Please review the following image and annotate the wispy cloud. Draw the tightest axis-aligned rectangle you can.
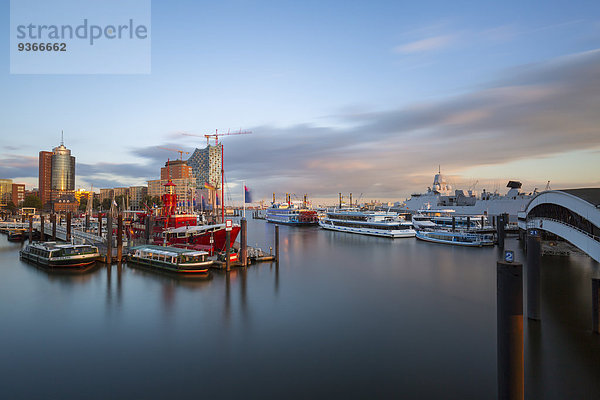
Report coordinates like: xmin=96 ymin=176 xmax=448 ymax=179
xmin=4 ymin=50 xmax=600 ymax=199
xmin=394 ymin=35 xmax=455 ymax=54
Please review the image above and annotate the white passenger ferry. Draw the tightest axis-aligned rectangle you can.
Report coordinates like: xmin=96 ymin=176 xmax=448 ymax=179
xmin=266 ymin=201 xmax=319 ymax=225
xmin=415 ymin=230 xmax=494 ymax=247
xmin=319 ymin=210 xmax=416 ymax=238
xmin=411 ymin=209 xmax=488 ymax=230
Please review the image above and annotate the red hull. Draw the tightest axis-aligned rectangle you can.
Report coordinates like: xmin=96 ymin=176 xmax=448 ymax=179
xmin=153 ymin=226 xmax=241 ymax=253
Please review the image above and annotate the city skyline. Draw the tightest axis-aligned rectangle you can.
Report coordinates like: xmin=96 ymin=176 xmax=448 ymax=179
xmin=1 ymin=1 xmax=599 ymax=202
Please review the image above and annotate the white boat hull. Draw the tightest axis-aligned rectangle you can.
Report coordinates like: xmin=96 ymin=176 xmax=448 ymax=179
xmin=319 ymin=220 xmax=416 ymax=238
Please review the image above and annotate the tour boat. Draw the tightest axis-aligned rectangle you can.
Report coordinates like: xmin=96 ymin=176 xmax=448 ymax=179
xmin=266 ymin=199 xmax=319 ymax=225
xmin=412 ymin=209 xmax=488 ymax=231
xmin=415 ymin=230 xmax=494 ymax=247
xmin=128 ymin=245 xmax=212 ymax=274
xmin=319 ymin=209 xmax=416 ymax=238
xmin=20 ymin=242 xmax=100 ymax=267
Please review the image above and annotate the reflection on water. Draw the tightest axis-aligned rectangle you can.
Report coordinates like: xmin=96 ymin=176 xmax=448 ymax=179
xmin=0 ymin=220 xmax=599 ymax=399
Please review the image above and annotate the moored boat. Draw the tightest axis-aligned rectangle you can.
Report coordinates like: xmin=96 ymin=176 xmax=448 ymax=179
xmin=265 ymin=195 xmax=319 ymax=225
xmin=319 ymin=209 xmax=416 ymax=238
xmin=415 ymin=230 xmax=494 ymax=247
xmin=8 ymin=229 xmax=27 ymax=242
xmin=20 ymin=242 xmax=100 ymax=267
xmin=128 ymin=245 xmax=212 ymax=274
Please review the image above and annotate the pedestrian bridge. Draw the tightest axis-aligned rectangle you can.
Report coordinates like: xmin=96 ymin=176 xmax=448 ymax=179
xmin=518 ymin=189 xmax=600 ymax=262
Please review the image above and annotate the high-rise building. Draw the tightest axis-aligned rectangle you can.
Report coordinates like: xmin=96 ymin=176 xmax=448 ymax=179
xmin=187 ymin=144 xmax=222 ymax=190
xmin=38 ymin=151 xmax=52 ymax=206
xmin=0 ymin=179 xmax=13 ymax=206
xmin=160 ymin=160 xmax=193 ymax=180
xmin=50 ymin=142 xmax=75 ymax=203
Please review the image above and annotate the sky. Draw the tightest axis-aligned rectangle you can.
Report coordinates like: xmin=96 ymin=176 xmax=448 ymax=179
xmin=1 ymin=0 xmax=599 ymax=204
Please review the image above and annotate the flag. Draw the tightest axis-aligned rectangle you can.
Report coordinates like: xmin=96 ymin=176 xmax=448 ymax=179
xmin=216 ymin=194 xmax=220 ymax=206
xmin=204 ymin=182 xmax=215 ymax=190
xmin=244 ymin=185 xmax=252 ymax=203
xmin=201 ymin=195 xmax=206 ymax=209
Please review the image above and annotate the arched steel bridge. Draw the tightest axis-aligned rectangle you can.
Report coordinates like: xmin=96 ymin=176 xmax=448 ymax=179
xmin=518 ymin=188 xmax=600 ymax=262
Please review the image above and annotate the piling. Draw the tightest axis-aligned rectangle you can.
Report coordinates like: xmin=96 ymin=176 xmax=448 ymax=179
xmin=350 ymin=193 xmax=353 ymax=207
xmin=339 ymin=193 xmax=342 ymax=209
xmin=40 ymin=215 xmax=45 ymax=241
xmin=452 ymin=216 xmax=456 ymax=232
xmin=21 ymin=214 xmax=25 ymax=223
xmin=466 ymin=216 xmax=471 ymax=229
xmin=497 ymin=260 xmax=524 ymax=400
xmin=482 ymin=216 xmax=485 ymax=228
xmin=497 ymin=215 xmax=505 ymax=248
xmin=51 ymin=214 xmax=56 ymax=241
xmin=66 ymin=212 xmax=72 ymax=242
xmin=240 ymin=218 xmax=247 ymax=267
xmin=28 ymin=215 xmax=33 ymax=243
xmin=98 ymin=213 xmax=103 ymax=237
xmin=275 ymin=225 xmax=280 ymax=263
xmin=593 ymin=278 xmax=600 ymax=334
xmin=106 ymin=213 xmax=113 ymax=264
xmin=85 ymin=213 xmax=90 ymax=231
xmin=225 ymin=230 xmax=231 ymax=272
xmin=117 ymin=213 xmax=123 ymax=263
xmin=493 ymin=215 xmax=496 ymax=228
xmin=526 ymin=229 xmax=541 ymax=320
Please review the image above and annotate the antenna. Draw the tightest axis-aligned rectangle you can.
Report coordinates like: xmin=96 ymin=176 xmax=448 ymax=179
xmin=61 ymin=130 xmax=64 ymax=146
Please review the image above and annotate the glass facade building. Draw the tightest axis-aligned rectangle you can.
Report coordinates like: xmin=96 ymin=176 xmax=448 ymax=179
xmin=51 ymin=145 xmax=75 ymax=193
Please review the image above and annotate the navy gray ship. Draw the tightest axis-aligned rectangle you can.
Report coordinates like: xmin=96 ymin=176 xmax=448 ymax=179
xmin=402 ymin=170 xmax=537 ymax=221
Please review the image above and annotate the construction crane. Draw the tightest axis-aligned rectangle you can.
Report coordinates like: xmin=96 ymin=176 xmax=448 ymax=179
xmin=180 ymin=129 xmax=253 ymax=223
xmin=158 ymin=147 xmax=190 ymax=160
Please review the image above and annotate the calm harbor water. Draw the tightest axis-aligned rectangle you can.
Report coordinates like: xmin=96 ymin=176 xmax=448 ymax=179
xmin=1 ymin=218 xmax=599 ymax=399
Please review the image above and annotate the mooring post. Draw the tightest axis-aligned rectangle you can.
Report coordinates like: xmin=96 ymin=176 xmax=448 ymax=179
xmin=225 ymin=230 xmax=231 ymax=272
xmin=66 ymin=212 xmax=72 ymax=242
xmin=526 ymin=229 xmax=541 ymax=320
xmin=241 ymin=218 xmax=247 ymax=267
xmin=85 ymin=213 xmax=90 ymax=232
xmin=98 ymin=213 xmax=103 ymax=237
xmin=593 ymin=278 xmax=600 ymax=334
xmin=497 ymin=260 xmax=524 ymax=400
xmin=275 ymin=225 xmax=280 ymax=263
xmin=51 ymin=213 xmax=56 ymax=241
xmin=144 ymin=215 xmax=150 ymax=244
xmin=482 ymin=216 xmax=485 ymax=228
xmin=28 ymin=215 xmax=33 ymax=243
xmin=117 ymin=213 xmax=123 ymax=263
xmin=21 ymin=214 xmax=25 ymax=223
xmin=497 ymin=215 xmax=505 ymax=248
xmin=106 ymin=213 xmax=113 ymax=264
xmin=452 ymin=216 xmax=456 ymax=232
xmin=40 ymin=214 xmax=45 ymax=242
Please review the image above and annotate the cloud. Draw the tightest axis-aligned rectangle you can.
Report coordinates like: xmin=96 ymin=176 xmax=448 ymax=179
xmin=394 ymin=35 xmax=455 ymax=54
xmin=218 ymin=49 xmax=600 ymax=200
xmin=4 ymin=50 xmax=600 ymax=201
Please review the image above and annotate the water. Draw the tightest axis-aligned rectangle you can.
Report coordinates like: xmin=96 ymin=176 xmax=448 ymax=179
xmin=1 ymin=219 xmax=599 ymax=399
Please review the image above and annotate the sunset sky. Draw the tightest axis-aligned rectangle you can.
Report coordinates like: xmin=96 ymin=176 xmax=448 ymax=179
xmin=1 ymin=0 xmax=599 ymax=204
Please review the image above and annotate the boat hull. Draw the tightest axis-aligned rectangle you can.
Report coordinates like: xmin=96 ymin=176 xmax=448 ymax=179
xmin=415 ymin=231 xmax=494 ymax=247
xmin=19 ymin=251 xmax=99 ymax=268
xmin=127 ymin=256 xmax=211 ymax=274
xmin=319 ymin=221 xmax=416 ymax=238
